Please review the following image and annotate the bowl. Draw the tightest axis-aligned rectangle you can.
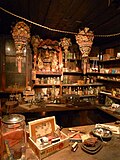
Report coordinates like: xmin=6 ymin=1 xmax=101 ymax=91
xmin=92 ymin=127 xmax=112 ymax=141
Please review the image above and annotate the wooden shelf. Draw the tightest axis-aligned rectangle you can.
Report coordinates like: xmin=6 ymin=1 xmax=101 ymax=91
xmin=89 ymin=57 xmax=99 ymax=61
xmin=5 ymin=88 xmax=24 ymax=93
xmin=99 ymin=91 xmax=120 ymax=101
xmin=36 ymin=71 xmax=62 ymax=76
xmin=63 ymin=71 xmax=83 ymax=75
xmin=97 ymin=78 xmax=120 ymax=83
xmin=33 ymin=84 xmax=60 ymax=87
xmin=87 ymin=72 xmax=120 ymax=76
xmin=99 ymin=59 xmax=120 ymax=63
xmin=99 ymin=73 xmax=120 ymax=76
xmin=79 ymin=94 xmax=96 ymax=98
xmin=109 ymin=95 xmax=120 ymax=101
xmin=63 ymin=58 xmax=81 ymax=61
xmin=99 ymin=90 xmax=112 ymax=95
xmin=86 ymin=72 xmax=99 ymax=74
xmin=63 ymin=94 xmax=96 ymax=98
xmin=62 ymin=83 xmax=103 ymax=87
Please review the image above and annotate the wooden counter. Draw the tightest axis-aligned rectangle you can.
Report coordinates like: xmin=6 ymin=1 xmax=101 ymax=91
xmin=2 ymin=101 xmax=98 ymax=127
xmin=2 ymin=102 xmax=117 ymax=127
xmin=26 ymin=122 xmax=120 ymax=160
xmin=96 ymin=105 xmax=120 ymax=120
xmin=8 ymin=101 xmax=96 ymax=114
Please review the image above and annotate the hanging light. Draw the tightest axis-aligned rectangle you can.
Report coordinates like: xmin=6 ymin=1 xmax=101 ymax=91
xmin=12 ymin=21 xmax=30 ymax=73
xmin=75 ymin=27 xmax=94 ymax=58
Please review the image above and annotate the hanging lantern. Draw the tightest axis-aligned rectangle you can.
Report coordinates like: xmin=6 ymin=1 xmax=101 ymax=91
xmin=75 ymin=27 xmax=94 ymax=58
xmin=12 ymin=21 xmax=30 ymax=73
xmin=60 ymin=37 xmax=72 ymax=52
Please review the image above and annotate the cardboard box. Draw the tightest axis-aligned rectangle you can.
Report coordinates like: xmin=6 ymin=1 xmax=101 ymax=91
xmin=105 ymin=48 xmax=114 ymax=56
xmin=103 ymin=48 xmax=115 ymax=60
xmin=103 ymin=53 xmax=110 ymax=61
xmin=28 ymin=116 xmax=69 ymax=159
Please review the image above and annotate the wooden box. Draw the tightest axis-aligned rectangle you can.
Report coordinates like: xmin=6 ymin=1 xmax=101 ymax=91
xmin=28 ymin=116 xmax=69 ymax=159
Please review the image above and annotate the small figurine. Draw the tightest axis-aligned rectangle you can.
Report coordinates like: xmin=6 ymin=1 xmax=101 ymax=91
xmin=38 ymin=54 xmax=43 ymax=70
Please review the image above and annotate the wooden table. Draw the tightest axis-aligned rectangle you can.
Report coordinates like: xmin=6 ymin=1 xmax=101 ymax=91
xmin=26 ymin=122 xmax=120 ymax=160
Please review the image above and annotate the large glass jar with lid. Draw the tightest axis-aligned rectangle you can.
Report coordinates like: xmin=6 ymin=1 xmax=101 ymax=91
xmin=1 ymin=114 xmax=26 ymax=160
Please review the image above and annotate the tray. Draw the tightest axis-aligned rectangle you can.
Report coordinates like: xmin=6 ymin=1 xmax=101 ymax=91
xmin=81 ymin=140 xmax=102 ymax=154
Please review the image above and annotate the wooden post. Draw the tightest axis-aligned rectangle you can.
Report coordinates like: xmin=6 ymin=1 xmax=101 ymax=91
xmin=82 ymin=57 xmax=88 ymax=74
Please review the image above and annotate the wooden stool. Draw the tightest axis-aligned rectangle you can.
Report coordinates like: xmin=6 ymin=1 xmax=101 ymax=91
xmin=5 ymin=101 xmax=18 ymax=114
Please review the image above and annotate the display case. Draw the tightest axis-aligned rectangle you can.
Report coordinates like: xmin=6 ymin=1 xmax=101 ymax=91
xmin=0 ymin=35 xmax=32 ymax=93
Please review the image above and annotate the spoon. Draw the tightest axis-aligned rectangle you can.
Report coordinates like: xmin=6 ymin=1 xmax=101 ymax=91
xmin=100 ymin=135 xmax=107 ymax=144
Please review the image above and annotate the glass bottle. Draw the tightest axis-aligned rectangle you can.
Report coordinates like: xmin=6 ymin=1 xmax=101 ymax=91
xmin=69 ymin=87 xmax=72 ymax=94
xmin=1 ymin=114 xmax=26 ymax=160
xmin=41 ymin=77 xmax=44 ymax=84
xmin=84 ymin=88 xmax=88 ymax=95
xmin=57 ymin=77 xmax=60 ymax=85
xmin=62 ymin=87 xmax=65 ymax=95
xmin=99 ymin=52 xmax=103 ymax=61
xmin=78 ymin=87 xmax=83 ymax=96
xmin=75 ymin=87 xmax=78 ymax=95
xmin=66 ymin=87 xmax=69 ymax=94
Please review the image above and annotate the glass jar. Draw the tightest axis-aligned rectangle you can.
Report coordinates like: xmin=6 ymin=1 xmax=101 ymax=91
xmin=1 ymin=114 xmax=26 ymax=160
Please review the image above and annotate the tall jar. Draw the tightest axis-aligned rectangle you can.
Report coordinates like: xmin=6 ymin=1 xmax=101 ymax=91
xmin=1 ymin=114 xmax=26 ymax=160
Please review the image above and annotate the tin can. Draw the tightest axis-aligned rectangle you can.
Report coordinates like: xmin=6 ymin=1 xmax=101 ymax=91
xmin=1 ymin=114 xmax=26 ymax=159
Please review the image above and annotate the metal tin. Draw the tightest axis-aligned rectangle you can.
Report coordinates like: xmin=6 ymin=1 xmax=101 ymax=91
xmin=1 ymin=114 xmax=25 ymax=124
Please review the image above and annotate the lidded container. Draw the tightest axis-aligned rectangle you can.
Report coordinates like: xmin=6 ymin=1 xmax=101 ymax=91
xmin=1 ymin=114 xmax=26 ymax=160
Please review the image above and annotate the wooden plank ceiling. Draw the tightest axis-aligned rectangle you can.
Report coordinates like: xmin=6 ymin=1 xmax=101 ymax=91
xmin=0 ymin=0 xmax=120 ymax=46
